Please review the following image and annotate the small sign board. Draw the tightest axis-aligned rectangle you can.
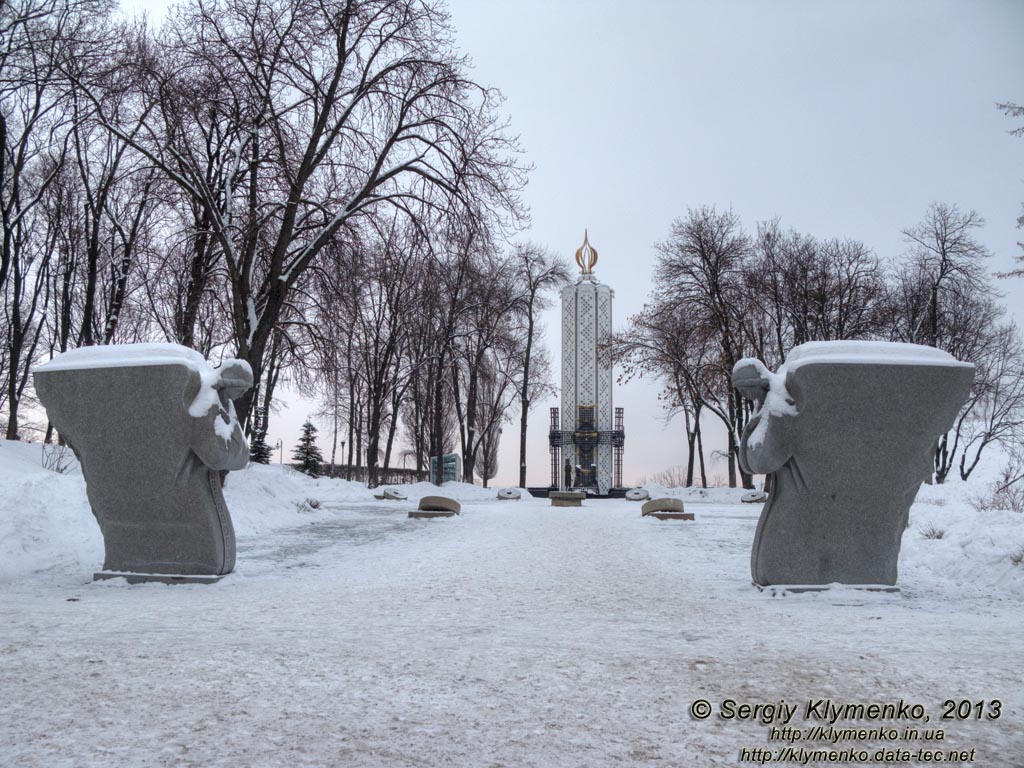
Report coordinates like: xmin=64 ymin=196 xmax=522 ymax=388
xmin=429 ymin=453 xmax=462 ymax=484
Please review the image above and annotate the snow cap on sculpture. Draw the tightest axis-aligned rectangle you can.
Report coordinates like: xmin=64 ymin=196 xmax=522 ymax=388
xmin=34 ymin=343 xmax=253 ymax=583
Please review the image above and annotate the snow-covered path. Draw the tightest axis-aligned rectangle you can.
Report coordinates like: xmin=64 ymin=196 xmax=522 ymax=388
xmin=2 ymin=491 xmax=1022 ymax=767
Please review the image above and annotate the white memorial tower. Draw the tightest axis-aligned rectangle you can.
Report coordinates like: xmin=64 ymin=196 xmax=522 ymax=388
xmin=549 ymin=231 xmax=624 ymax=494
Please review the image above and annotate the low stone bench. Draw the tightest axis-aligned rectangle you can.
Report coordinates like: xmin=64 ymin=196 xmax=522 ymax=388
xmin=625 ymin=488 xmax=650 ymax=501
xmin=642 ymin=498 xmax=694 ymax=521
xmin=741 ymin=490 xmax=767 ymax=504
xmin=497 ymin=488 xmax=521 ymax=501
xmin=409 ymin=496 xmax=461 ymax=518
xmin=550 ymin=491 xmax=586 ymax=508
xmin=381 ymin=488 xmax=408 ymax=501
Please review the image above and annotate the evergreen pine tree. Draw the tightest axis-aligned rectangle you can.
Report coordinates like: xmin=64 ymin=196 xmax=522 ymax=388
xmin=292 ymin=419 xmax=324 ymax=477
xmin=249 ymin=430 xmax=272 ymax=464
xmin=249 ymin=405 xmax=273 ymax=464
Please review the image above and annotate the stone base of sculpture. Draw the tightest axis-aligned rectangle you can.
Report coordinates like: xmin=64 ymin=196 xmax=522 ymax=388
xmin=755 ymin=583 xmax=901 ymax=596
xmin=733 ymin=341 xmax=973 ymax=589
xmin=94 ymin=571 xmax=228 ymax=585
xmin=550 ymin=491 xmax=586 ymax=507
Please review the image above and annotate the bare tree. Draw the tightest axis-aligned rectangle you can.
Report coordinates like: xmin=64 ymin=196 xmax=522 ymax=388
xmin=891 ymin=203 xmax=1000 ymax=481
xmin=955 ymin=323 xmax=1024 ymax=481
xmin=509 ymin=242 xmax=567 ymax=487
xmin=609 ymin=306 xmax=715 ymax=487
xmin=743 ymin=222 xmax=885 ymax=366
xmin=996 ymin=101 xmax=1024 ymax=277
xmin=73 ymin=0 xmax=527 ymax=430
xmin=2 ymin=0 xmax=110 ymax=438
xmin=309 ymin=217 xmax=426 ymax=486
xmin=395 ymin=220 xmax=474 ymax=482
xmin=452 ymin=246 xmax=523 ymax=482
xmin=474 ymin=345 xmax=519 ymax=488
xmin=901 ymin=202 xmax=992 ymax=347
xmin=654 ymin=206 xmax=752 ymax=488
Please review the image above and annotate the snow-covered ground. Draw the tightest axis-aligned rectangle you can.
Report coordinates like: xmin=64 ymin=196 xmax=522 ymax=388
xmin=1 ymin=439 xmax=1022 ymax=766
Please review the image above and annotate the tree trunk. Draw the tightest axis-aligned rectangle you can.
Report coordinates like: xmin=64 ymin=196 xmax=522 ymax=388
xmin=5 ymin=396 xmax=20 ymax=441
xmin=366 ymin=399 xmax=383 ymax=488
xmin=431 ymin=355 xmax=445 ymax=485
xmin=346 ymin=382 xmax=356 ymax=481
xmin=175 ymin=214 xmax=213 ymax=347
xmin=518 ymin=307 xmax=535 ymax=488
xmin=696 ymin=418 xmax=707 ymax=488
xmin=462 ymin=356 xmax=480 ymax=483
xmin=934 ymin=433 xmax=950 ymax=484
xmin=726 ymin=390 xmax=738 ymax=488
xmin=684 ymin=416 xmax=696 ymax=488
xmin=355 ymin=401 xmax=364 ymax=484
xmin=329 ymin=385 xmax=339 ymax=479
xmin=382 ymin=383 xmax=402 ymax=476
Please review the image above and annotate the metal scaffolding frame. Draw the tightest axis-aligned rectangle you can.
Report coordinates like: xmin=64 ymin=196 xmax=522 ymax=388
xmin=549 ymin=407 xmax=561 ymax=488
xmin=547 ymin=404 xmax=625 ymax=489
xmin=613 ymin=407 xmax=624 ymax=488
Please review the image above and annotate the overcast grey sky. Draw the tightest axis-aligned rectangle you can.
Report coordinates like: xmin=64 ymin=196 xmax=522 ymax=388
xmin=447 ymin=0 xmax=1024 ymax=486
xmin=123 ymin=0 xmax=1024 ymax=485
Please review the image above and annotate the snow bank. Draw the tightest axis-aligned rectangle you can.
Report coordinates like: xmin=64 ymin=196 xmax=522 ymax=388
xmin=903 ymin=479 xmax=1024 ymax=594
xmin=644 ymin=470 xmax=1024 ymax=595
xmin=640 ymin=482 xmax=758 ymax=504
xmin=224 ymin=464 xmax=376 ymax=538
xmin=0 ymin=440 xmax=374 ymax=582
xmin=0 ymin=441 xmax=98 ymax=582
xmin=2 ymin=437 xmax=1021 ymax=595
xmin=389 ymin=480 xmax=500 ymax=503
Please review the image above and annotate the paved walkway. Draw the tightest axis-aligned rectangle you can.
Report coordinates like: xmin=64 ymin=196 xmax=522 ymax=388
xmin=2 ymin=498 xmax=1021 ymax=766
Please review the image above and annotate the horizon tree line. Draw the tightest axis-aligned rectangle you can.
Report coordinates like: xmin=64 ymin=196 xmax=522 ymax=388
xmin=4 ymin=2 xmax=1022 ymax=488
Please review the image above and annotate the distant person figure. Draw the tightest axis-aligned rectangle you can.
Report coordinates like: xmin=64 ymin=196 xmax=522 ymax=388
xmin=563 ymin=458 xmax=573 ymax=490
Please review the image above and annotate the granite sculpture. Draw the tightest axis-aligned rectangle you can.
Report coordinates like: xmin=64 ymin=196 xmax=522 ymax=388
xmin=34 ymin=344 xmax=252 ymax=583
xmin=732 ymin=341 xmax=973 ymax=589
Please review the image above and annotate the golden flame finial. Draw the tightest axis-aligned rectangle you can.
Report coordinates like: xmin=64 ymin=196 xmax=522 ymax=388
xmin=575 ymin=229 xmax=598 ymax=275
